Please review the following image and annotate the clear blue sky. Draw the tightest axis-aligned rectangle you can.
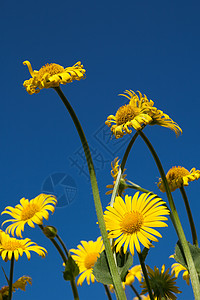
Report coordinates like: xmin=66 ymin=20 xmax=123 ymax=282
xmin=1 ymin=0 xmax=200 ymax=299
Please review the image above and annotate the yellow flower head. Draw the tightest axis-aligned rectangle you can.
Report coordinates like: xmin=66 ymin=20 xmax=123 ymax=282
xmin=23 ymin=60 xmax=86 ymax=94
xmin=2 ymin=194 xmax=57 ymax=237
xmin=158 ymin=166 xmax=200 ymax=192
xmin=104 ymin=192 xmax=170 ymax=256
xmin=170 ymin=255 xmax=190 ymax=285
xmin=141 ymin=265 xmax=181 ymax=300
xmin=124 ymin=265 xmax=143 ymax=285
xmin=105 ymin=90 xmax=182 ymax=139
xmin=70 ymin=237 xmax=104 ymax=286
xmin=106 ymin=157 xmax=127 ymax=196
xmin=0 ymin=230 xmax=47 ymax=261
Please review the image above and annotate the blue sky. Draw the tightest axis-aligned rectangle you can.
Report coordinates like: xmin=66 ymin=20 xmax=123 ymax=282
xmin=1 ymin=0 xmax=200 ymax=299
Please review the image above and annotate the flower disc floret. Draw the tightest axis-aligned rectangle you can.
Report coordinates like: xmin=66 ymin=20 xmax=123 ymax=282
xmin=104 ymin=192 xmax=170 ymax=256
xmin=70 ymin=237 xmax=104 ymax=286
xmin=1 ymin=194 xmax=57 ymax=237
xmin=0 ymin=230 xmax=47 ymax=261
xmin=105 ymin=90 xmax=182 ymax=138
xmin=23 ymin=60 xmax=86 ymax=94
xmin=158 ymin=166 xmax=200 ymax=192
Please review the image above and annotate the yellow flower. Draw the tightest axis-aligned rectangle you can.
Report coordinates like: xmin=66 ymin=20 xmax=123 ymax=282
xmin=0 ymin=230 xmax=47 ymax=261
xmin=170 ymin=255 xmax=190 ymax=285
xmin=23 ymin=60 xmax=86 ymax=94
xmin=124 ymin=265 xmax=143 ymax=286
xmin=141 ymin=265 xmax=181 ymax=300
xmin=109 ymin=264 xmax=143 ymax=293
xmin=106 ymin=157 xmax=127 ymax=196
xmin=105 ymin=90 xmax=182 ymax=139
xmin=2 ymin=194 xmax=57 ymax=237
xmin=0 ymin=276 xmax=32 ymax=300
xmin=104 ymin=192 xmax=170 ymax=256
xmin=157 ymin=166 xmax=200 ymax=192
xmin=70 ymin=237 xmax=104 ymax=285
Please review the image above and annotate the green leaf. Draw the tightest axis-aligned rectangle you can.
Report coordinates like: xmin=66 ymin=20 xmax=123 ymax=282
xmin=63 ymin=256 xmax=79 ymax=281
xmin=174 ymin=240 xmax=200 ymax=278
xmin=93 ymin=250 xmax=133 ymax=285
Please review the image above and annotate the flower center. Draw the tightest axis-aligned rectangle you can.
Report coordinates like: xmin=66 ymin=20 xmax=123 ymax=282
xmin=20 ymin=203 xmax=40 ymax=220
xmin=37 ymin=63 xmax=65 ymax=80
xmin=3 ymin=240 xmax=24 ymax=251
xmin=120 ymin=211 xmax=144 ymax=234
xmin=166 ymin=166 xmax=190 ymax=181
xmin=84 ymin=252 xmax=99 ymax=269
xmin=116 ymin=105 xmax=139 ymax=126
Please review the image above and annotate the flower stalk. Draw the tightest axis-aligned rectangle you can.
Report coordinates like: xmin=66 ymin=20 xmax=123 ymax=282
xmin=54 ymin=86 xmax=126 ymax=300
xmin=39 ymin=225 xmax=79 ymax=300
xmin=138 ymin=130 xmax=200 ymax=300
xmin=8 ymin=254 xmax=14 ymax=300
xmin=180 ymin=186 xmax=198 ymax=247
xmin=137 ymin=252 xmax=154 ymax=300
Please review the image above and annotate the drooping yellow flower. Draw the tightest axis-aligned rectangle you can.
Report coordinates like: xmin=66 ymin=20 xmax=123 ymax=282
xmin=70 ymin=237 xmax=104 ymax=285
xmin=157 ymin=166 xmax=200 ymax=192
xmin=141 ymin=265 xmax=181 ymax=300
xmin=0 ymin=276 xmax=32 ymax=300
xmin=170 ymin=255 xmax=190 ymax=285
xmin=106 ymin=157 xmax=127 ymax=196
xmin=109 ymin=264 xmax=143 ymax=293
xmin=124 ymin=265 xmax=143 ymax=286
xmin=1 ymin=194 xmax=57 ymax=237
xmin=23 ymin=60 xmax=86 ymax=94
xmin=0 ymin=230 xmax=47 ymax=261
xmin=105 ymin=90 xmax=182 ymax=139
xmin=104 ymin=192 xmax=170 ymax=256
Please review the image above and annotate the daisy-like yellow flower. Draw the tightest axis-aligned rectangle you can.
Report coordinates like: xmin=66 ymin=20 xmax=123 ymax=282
xmin=109 ymin=264 xmax=143 ymax=293
xmin=106 ymin=157 xmax=127 ymax=196
xmin=70 ymin=237 xmax=104 ymax=286
xmin=104 ymin=192 xmax=170 ymax=256
xmin=157 ymin=166 xmax=200 ymax=192
xmin=141 ymin=265 xmax=181 ymax=300
xmin=1 ymin=194 xmax=57 ymax=238
xmin=170 ymin=255 xmax=190 ymax=285
xmin=105 ymin=90 xmax=182 ymax=139
xmin=23 ymin=60 xmax=86 ymax=95
xmin=124 ymin=265 xmax=143 ymax=286
xmin=0 ymin=230 xmax=47 ymax=261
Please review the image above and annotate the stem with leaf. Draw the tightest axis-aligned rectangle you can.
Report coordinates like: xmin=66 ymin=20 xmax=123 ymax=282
xmin=138 ymin=130 xmax=200 ymax=300
xmin=8 ymin=255 xmax=14 ymax=300
xmin=54 ymin=86 xmax=126 ymax=300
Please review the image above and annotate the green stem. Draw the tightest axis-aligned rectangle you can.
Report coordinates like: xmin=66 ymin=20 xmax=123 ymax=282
xmin=138 ymin=130 xmax=200 ymax=300
xmin=180 ymin=186 xmax=198 ymax=247
xmin=104 ymin=284 xmax=113 ymax=300
xmin=130 ymin=284 xmax=142 ymax=300
xmin=54 ymin=86 xmax=126 ymax=300
xmin=126 ymin=181 xmax=153 ymax=194
xmin=39 ymin=225 xmax=79 ymax=300
xmin=137 ymin=252 xmax=154 ymax=300
xmin=56 ymin=234 xmax=69 ymax=258
xmin=121 ymin=132 xmax=139 ymax=172
xmin=8 ymin=254 xmax=14 ymax=300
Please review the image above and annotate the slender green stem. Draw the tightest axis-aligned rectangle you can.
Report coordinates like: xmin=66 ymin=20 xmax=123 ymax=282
xmin=104 ymin=284 xmax=113 ymax=300
xmin=180 ymin=186 xmax=198 ymax=247
xmin=126 ymin=181 xmax=153 ymax=194
xmin=121 ymin=132 xmax=139 ymax=172
xmin=56 ymin=234 xmax=69 ymax=258
xmin=54 ymin=86 xmax=126 ymax=300
xmin=8 ymin=254 xmax=14 ymax=300
xmin=130 ymin=284 xmax=142 ymax=300
xmin=138 ymin=130 xmax=200 ymax=300
xmin=137 ymin=252 xmax=154 ymax=300
xmin=39 ymin=225 xmax=79 ymax=300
